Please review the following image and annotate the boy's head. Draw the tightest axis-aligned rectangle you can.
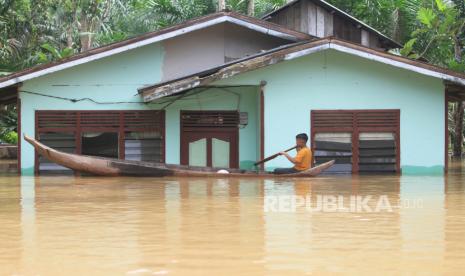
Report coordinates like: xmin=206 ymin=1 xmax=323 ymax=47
xmin=295 ymin=133 xmax=308 ymax=147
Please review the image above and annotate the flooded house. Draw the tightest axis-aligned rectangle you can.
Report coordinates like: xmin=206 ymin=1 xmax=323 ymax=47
xmin=1 ymin=2 xmax=465 ymax=175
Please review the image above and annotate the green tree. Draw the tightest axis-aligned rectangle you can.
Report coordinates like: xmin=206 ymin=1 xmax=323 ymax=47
xmin=327 ymin=0 xmax=423 ymax=44
xmin=401 ymin=0 xmax=465 ymax=157
xmin=402 ymin=0 xmax=465 ymax=65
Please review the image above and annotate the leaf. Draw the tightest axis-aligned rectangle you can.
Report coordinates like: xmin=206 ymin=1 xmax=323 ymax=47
xmin=400 ymin=38 xmax=417 ymax=56
xmin=448 ymin=60 xmax=465 ymax=72
xmin=41 ymin=43 xmax=61 ymax=59
xmin=37 ymin=52 xmax=48 ymax=63
xmin=435 ymin=0 xmax=447 ymax=12
xmin=411 ymin=28 xmax=427 ymax=36
xmin=60 ymin=47 xmax=74 ymax=58
xmin=417 ymin=8 xmax=436 ymax=28
xmin=408 ymin=53 xmax=420 ymax=59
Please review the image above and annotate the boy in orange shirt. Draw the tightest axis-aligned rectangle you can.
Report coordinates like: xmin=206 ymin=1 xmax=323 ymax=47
xmin=274 ymin=133 xmax=312 ymax=174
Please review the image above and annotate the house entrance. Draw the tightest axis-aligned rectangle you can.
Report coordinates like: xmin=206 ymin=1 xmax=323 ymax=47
xmin=180 ymin=111 xmax=239 ymax=168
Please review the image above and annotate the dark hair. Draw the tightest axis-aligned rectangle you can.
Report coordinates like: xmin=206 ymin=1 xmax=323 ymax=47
xmin=296 ymin=133 xmax=308 ymax=142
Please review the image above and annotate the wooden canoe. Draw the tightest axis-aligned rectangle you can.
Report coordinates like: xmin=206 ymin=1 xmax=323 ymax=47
xmin=24 ymin=135 xmax=334 ymax=177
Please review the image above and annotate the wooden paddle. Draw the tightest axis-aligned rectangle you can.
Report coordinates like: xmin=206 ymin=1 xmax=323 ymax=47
xmin=254 ymin=146 xmax=297 ymax=166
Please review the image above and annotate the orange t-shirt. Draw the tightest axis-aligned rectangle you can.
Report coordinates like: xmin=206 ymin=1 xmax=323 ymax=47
xmin=293 ymin=147 xmax=312 ymax=171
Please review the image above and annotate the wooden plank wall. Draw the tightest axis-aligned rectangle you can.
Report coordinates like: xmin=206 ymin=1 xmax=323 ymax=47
xmin=267 ymin=0 xmax=386 ymax=50
xmin=332 ymin=15 xmax=361 ymax=43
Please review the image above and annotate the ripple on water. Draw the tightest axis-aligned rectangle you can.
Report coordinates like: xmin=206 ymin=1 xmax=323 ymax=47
xmin=0 ymin=162 xmax=465 ymax=275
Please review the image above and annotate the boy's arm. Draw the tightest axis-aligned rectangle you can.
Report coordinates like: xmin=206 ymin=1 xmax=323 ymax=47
xmin=281 ymin=152 xmax=296 ymax=164
xmin=280 ymin=150 xmax=305 ymax=164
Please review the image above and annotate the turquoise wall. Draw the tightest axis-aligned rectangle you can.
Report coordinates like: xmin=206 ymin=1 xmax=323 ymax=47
xmin=161 ymin=87 xmax=259 ymax=169
xmin=20 ymin=43 xmax=164 ymax=174
xmin=20 ymin=46 xmax=446 ymax=174
xmin=216 ymin=49 xmax=446 ymax=173
xmin=19 ymin=43 xmax=258 ymax=173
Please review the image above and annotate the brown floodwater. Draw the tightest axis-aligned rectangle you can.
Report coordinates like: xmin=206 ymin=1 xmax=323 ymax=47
xmin=1 ymin=162 xmax=465 ymax=275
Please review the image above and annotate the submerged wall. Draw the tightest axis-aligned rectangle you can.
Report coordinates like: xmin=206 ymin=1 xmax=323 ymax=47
xmin=18 ymin=21 xmax=294 ymax=174
xmin=19 ymin=42 xmax=446 ymax=174
xmin=161 ymin=87 xmax=259 ymax=169
xmin=19 ymin=43 xmax=163 ymax=174
xmin=216 ymin=49 xmax=446 ymax=173
xmin=19 ymin=42 xmax=259 ymax=173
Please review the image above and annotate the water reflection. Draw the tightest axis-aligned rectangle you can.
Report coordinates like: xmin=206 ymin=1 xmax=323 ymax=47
xmin=0 ymin=165 xmax=464 ymax=274
xmin=0 ymin=176 xmax=22 ymax=274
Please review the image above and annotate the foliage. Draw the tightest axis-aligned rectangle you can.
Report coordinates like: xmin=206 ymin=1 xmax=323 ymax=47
xmin=327 ymin=0 xmax=423 ymax=44
xmin=0 ymin=105 xmax=17 ymax=144
xmin=325 ymin=1 xmax=464 ymax=84
xmin=36 ymin=43 xmax=74 ymax=63
xmin=0 ymin=0 xmax=290 ymax=72
xmin=400 ymin=0 xmax=465 ymax=69
xmin=228 ymin=0 xmax=286 ymax=15
xmin=1 ymin=0 xmax=463 ymax=71
xmin=0 ymin=131 xmax=18 ymax=144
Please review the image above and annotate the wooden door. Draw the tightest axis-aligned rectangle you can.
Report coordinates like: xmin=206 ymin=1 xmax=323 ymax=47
xmin=181 ymin=130 xmax=238 ymax=168
xmin=180 ymin=110 xmax=240 ymax=169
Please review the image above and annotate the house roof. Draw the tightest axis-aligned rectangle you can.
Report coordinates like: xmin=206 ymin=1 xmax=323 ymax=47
xmin=0 ymin=11 xmax=312 ymax=90
xmin=261 ymin=0 xmax=402 ymax=48
xmin=139 ymin=37 xmax=465 ymax=102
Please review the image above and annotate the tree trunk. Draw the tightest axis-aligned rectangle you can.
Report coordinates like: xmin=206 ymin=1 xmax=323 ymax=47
xmin=247 ymin=0 xmax=254 ymax=16
xmin=218 ymin=0 xmax=226 ymax=11
xmin=453 ymin=101 xmax=464 ymax=157
xmin=79 ymin=15 xmax=92 ymax=52
xmin=452 ymin=36 xmax=464 ymax=157
xmin=66 ymin=27 xmax=73 ymax=48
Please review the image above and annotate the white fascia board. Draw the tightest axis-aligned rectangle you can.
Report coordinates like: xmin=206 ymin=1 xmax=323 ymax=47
xmin=1 ymin=16 xmax=299 ymax=90
xmin=329 ymin=43 xmax=465 ymax=86
xmin=225 ymin=17 xmax=300 ymax=41
xmin=284 ymin=44 xmax=329 ymax=60
xmin=0 ymin=17 xmax=226 ymax=89
xmin=277 ymin=42 xmax=465 ymax=86
xmin=272 ymin=42 xmax=465 ymax=85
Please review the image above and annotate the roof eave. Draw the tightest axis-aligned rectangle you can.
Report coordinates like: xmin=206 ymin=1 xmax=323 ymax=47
xmin=0 ymin=12 xmax=311 ymax=90
xmin=140 ymin=38 xmax=465 ymax=102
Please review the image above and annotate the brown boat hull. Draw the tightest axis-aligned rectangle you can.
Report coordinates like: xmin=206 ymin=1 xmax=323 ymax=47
xmin=24 ymin=135 xmax=334 ymax=177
